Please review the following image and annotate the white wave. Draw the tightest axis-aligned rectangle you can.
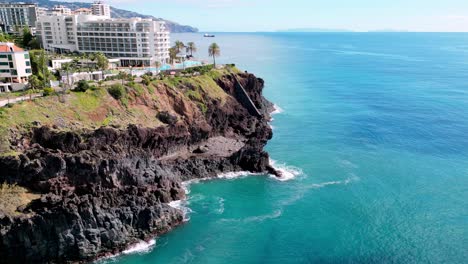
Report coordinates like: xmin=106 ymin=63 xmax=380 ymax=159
xmin=216 ymin=197 xmax=225 ymax=214
xmin=217 ymin=171 xmax=260 ymax=179
xmin=304 ymin=174 xmax=360 ymax=189
xmin=122 ymin=239 xmax=156 ymax=255
xmin=271 ymin=104 xmax=284 ymax=115
xmin=269 ymin=159 xmax=303 ymax=181
xmin=168 ymin=200 xmax=192 ymax=222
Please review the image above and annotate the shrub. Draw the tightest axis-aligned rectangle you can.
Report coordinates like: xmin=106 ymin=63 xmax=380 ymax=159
xmin=75 ymin=80 xmax=90 ymax=92
xmin=141 ymin=75 xmax=151 ymax=86
xmin=43 ymin=87 xmax=55 ymax=96
xmin=108 ymin=84 xmax=125 ymax=100
xmin=181 ymin=65 xmax=214 ymax=75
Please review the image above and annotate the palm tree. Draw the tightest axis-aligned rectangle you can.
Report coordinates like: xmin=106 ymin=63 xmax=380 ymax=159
xmin=154 ymin=60 xmax=161 ymax=74
xmin=174 ymin=40 xmax=185 ymax=54
xmin=28 ymin=75 xmax=41 ymax=100
xmin=61 ymin=62 xmax=75 ymax=91
xmin=186 ymin=42 xmax=197 ymax=57
xmin=117 ymin=71 xmax=127 ymax=85
xmin=169 ymin=47 xmax=178 ymax=65
xmin=208 ymin=43 xmax=220 ymax=68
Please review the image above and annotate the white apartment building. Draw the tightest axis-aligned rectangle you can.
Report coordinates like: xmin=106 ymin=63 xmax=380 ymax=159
xmin=0 ymin=3 xmax=38 ymax=33
xmin=36 ymin=15 xmax=170 ymax=67
xmin=0 ymin=42 xmax=32 ymax=92
xmin=91 ymin=1 xmax=111 ymax=18
xmin=48 ymin=5 xmax=72 ymax=16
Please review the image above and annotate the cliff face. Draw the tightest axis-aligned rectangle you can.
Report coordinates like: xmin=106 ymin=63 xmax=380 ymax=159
xmin=0 ymin=73 xmax=275 ymax=263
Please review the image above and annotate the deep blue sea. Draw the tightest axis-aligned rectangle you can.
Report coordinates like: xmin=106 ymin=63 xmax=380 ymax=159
xmin=109 ymin=33 xmax=468 ymax=263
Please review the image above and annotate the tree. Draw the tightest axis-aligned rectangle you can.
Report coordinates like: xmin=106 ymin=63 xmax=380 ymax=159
xmin=27 ymin=38 xmax=40 ymax=49
xmin=186 ymin=42 xmax=197 ymax=56
xmin=169 ymin=47 xmax=178 ymax=65
xmin=21 ymin=27 xmax=33 ymax=48
xmin=117 ymin=71 xmax=128 ymax=85
xmin=208 ymin=43 xmax=221 ymax=68
xmin=29 ymin=50 xmax=52 ymax=86
xmin=28 ymin=75 xmax=41 ymax=90
xmin=154 ymin=60 xmax=161 ymax=74
xmin=0 ymin=33 xmax=13 ymax=42
xmin=61 ymin=62 xmax=75 ymax=91
xmin=81 ymin=53 xmax=94 ymax=72
xmin=95 ymin=52 xmax=108 ymax=71
xmin=174 ymin=40 xmax=185 ymax=54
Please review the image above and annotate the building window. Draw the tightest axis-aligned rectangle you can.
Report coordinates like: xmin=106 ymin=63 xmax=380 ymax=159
xmin=24 ymin=54 xmax=29 ymax=59
xmin=26 ymin=61 xmax=30 ymax=66
xmin=7 ymin=55 xmax=12 ymax=61
xmin=0 ymin=62 xmax=8 ymax=66
xmin=26 ymin=68 xmax=31 ymax=73
xmin=0 ymin=55 xmax=7 ymax=58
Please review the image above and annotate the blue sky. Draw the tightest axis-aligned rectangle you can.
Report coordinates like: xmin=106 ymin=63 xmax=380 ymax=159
xmin=78 ymin=0 xmax=468 ymax=32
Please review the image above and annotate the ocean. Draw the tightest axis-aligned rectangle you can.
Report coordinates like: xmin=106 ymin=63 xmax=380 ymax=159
xmin=107 ymin=33 xmax=468 ymax=263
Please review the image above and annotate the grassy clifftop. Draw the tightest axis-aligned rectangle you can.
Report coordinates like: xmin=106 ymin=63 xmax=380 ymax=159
xmin=0 ymin=67 xmax=239 ymax=156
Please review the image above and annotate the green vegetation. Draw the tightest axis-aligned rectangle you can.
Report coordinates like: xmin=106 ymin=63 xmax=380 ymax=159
xmin=108 ymin=84 xmax=126 ymax=100
xmin=169 ymin=47 xmax=178 ymax=64
xmin=29 ymin=50 xmax=55 ymax=89
xmin=0 ymin=33 xmax=14 ymax=43
xmin=209 ymin=43 xmax=221 ymax=67
xmin=43 ymin=87 xmax=55 ymax=96
xmin=0 ymin=68 xmax=237 ymax=155
xmin=174 ymin=40 xmax=185 ymax=54
xmin=75 ymin=80 xmax=91 ymax=92
xmin=95 ymin=52 xmax=109 ymax=71
xmin=186 ymin=42 xmax=197 ymax=56
xmin=182 ymin=65 xmax=214 ymax=75
xmin=0 ymin=183 xmax=40 ymax=216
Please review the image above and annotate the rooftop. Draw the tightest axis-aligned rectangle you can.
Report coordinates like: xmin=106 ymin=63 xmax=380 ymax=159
xmin=0 ymin=43 xmax=24 ymax=53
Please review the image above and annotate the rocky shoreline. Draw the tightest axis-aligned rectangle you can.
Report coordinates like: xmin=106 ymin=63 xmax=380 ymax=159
xmin=0 ymin=73 xmax=277 ymax=263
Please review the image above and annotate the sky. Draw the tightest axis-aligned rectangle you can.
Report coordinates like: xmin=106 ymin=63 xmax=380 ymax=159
xmin=72 ymin=0 xmax=468 ymax=32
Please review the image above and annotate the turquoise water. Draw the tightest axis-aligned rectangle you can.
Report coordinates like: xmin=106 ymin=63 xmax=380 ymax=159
xmin=111 ymin=33 xmax=468 ymax=263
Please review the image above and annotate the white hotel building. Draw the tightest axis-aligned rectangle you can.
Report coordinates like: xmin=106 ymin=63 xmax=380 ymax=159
xmin=0 ymin=42 xmax=32 ymax=92
xmin=36 ymin=14 xmax=170 ymax=67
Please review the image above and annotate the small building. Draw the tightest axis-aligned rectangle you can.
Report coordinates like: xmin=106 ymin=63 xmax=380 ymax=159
xmin=47 ymin=5 xmax=72 ymax=16
xmin=73 ymin=8 xmax=92 ymax=15
xmin=91 ymin=1 xmax=111 ymax=18
xmin=0 ymin=43 xmax=32 ymax=93
xmin=50 ymin=58 xmax=73 ymax=70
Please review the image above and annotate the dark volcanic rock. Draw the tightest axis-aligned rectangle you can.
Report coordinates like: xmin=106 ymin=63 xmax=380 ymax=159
xmin=0 ymin=73 xmax=275 ymax=263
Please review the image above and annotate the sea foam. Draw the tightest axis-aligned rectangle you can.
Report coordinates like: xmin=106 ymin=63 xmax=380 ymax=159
xmin=217 ymin=171 xmax=260 ymax=179
xmin=122 ymin=239 xmax=156 ymax=255
xmin=269 ymin=159 xmax=303 ymax=181
xmin=271 ymin=104 xmax=284 ymax=115
xmin=168 ymin=200 xmax=192 ymax=222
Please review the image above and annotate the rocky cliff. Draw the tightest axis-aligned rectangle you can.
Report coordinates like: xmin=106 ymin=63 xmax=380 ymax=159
xmin=0 ymin=71 xmax=276 ymax=263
